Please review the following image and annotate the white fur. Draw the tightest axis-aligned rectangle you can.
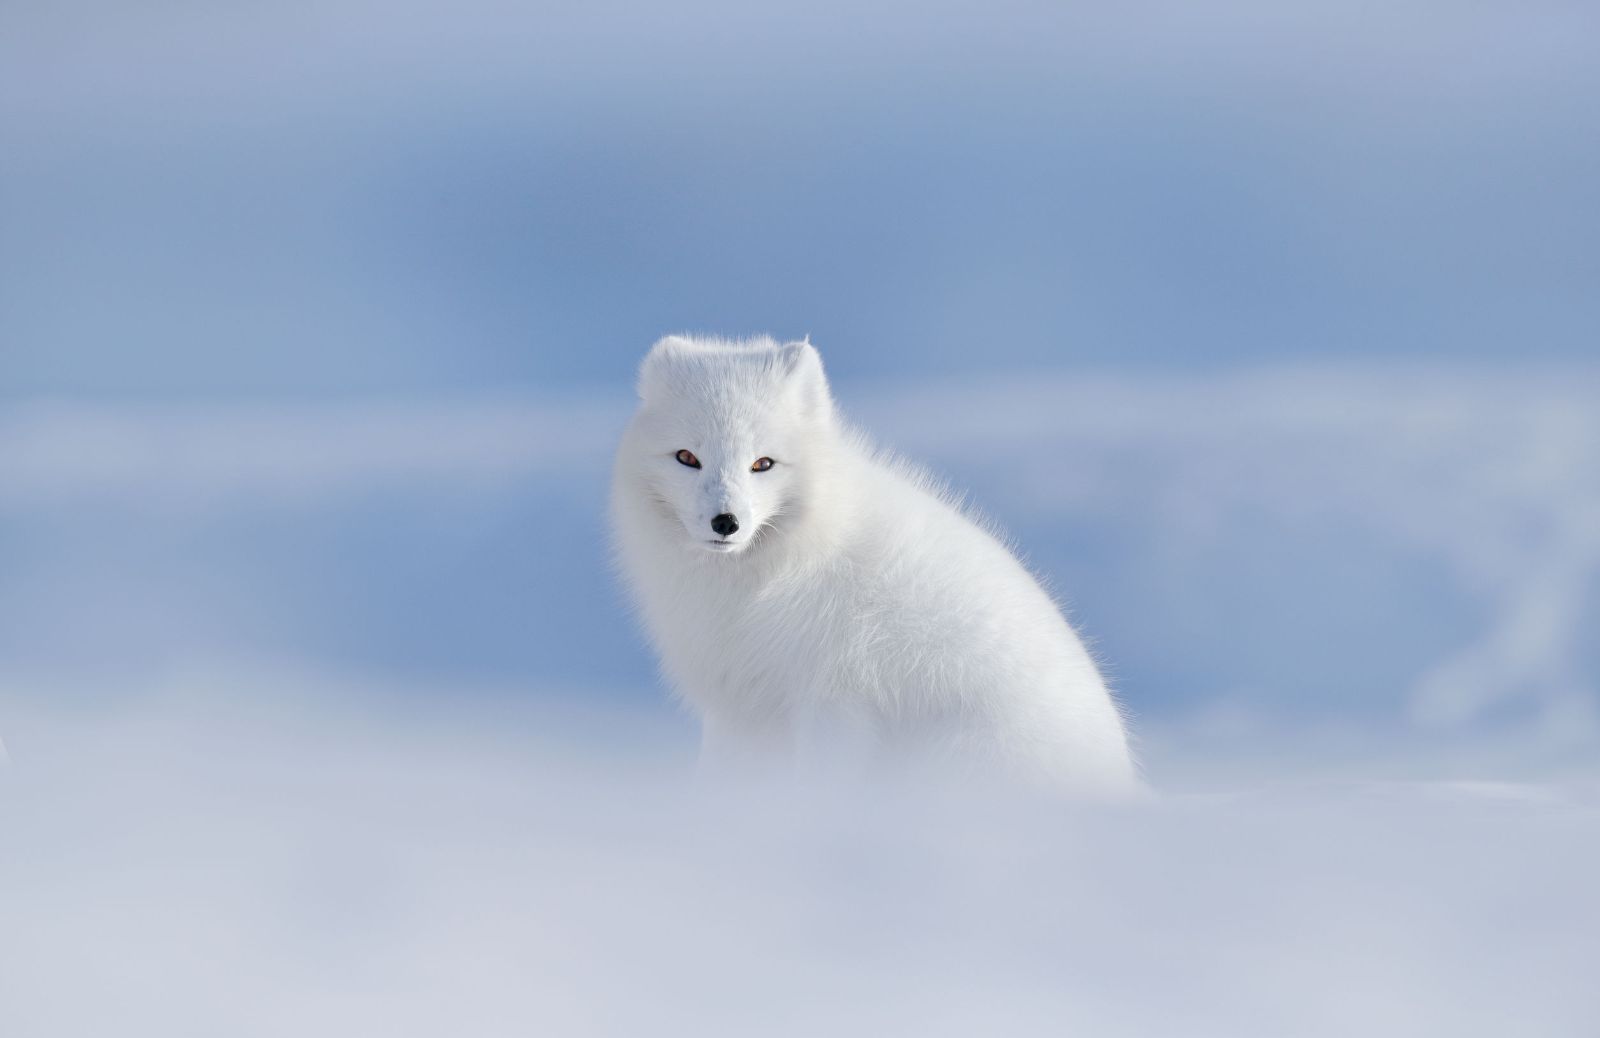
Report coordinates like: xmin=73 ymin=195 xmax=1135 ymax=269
xmin=611 ymin=335 xmax=1141 ymax=797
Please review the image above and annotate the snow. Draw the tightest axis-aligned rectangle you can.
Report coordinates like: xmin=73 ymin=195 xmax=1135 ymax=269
xmin=2 ymin=367 xmax=1597 ymax=1035
xmin=2 ymin=688 xmax=1596 ymax=1037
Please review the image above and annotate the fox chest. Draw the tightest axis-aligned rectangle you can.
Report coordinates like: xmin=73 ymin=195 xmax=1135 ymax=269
xmin=651 ymin=577 xmax=845 ymax=713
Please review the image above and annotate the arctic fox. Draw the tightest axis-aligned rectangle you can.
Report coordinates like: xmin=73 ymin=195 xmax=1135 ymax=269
xmin=611 ymin=335 xmax=1139 ymax=796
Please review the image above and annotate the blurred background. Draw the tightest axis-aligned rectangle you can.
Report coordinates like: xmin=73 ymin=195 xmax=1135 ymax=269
xmin=4 ymin=4 xmax=1600 ymax=1034
xmin=4 ymin=0 xmax=1597 ymax=775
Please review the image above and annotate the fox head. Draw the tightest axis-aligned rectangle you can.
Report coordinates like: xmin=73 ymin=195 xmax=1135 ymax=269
xmin=623 ymin=335 xmax=837 ymax=555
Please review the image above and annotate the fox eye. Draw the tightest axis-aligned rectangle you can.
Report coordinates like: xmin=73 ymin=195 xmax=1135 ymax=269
xmin=751 ymin=457 xmax=774 ymax=472
xmin=675 ymin=450 xmax=701 ymax=469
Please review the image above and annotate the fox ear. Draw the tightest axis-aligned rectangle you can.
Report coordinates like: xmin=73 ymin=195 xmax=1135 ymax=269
xmin=778 ymin=339 xmax=832 ymax=416
xmin=637 ymin=335 xmax=692 ymax=401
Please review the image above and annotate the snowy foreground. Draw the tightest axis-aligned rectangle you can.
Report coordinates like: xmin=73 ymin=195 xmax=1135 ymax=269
xmin=2 ymin=364 xmax=1597 ymax=1032
xmin=3 ymin=692 xmax=1597 ymax=1038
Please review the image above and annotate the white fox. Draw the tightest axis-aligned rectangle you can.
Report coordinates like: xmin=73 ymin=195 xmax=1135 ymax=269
xmin=611 ymin=335 xmax=1140 ymax=796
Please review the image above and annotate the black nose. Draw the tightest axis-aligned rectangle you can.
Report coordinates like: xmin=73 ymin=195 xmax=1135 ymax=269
xmin=710 ymin=513 xmax=739 ymax=537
